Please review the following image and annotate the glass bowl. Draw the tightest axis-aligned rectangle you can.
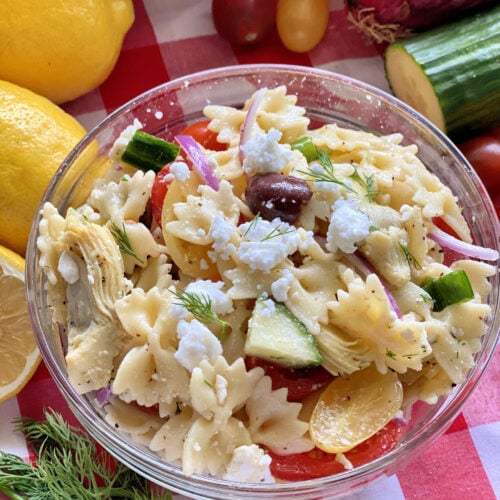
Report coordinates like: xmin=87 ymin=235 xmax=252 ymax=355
xmin=26 ymin=64 xmax=500 ymax=499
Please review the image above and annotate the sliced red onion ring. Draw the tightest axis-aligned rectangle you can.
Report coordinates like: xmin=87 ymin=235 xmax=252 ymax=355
xmin=342 ymin=251 xmax=403 ymax=319
xmin=239 ymin=87 xmax=267 ymax=164
xmin=428 ymin=225 xmax=499 ymax=261
xmin=175 ymin=134 xmax=219 ymax=191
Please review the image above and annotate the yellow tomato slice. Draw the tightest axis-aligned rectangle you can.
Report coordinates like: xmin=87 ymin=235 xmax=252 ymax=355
xmin=309 ymin=365 xmax=403 ymax=453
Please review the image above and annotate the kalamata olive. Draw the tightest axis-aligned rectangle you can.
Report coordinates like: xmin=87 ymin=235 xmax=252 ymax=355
xmin=245 ymin=173 xmax=312 ymax=224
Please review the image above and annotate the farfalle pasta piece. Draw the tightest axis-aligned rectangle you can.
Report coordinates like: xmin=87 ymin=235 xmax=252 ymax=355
xmin=115 ymin=287 xmax=176 ymax=345
xmin=150 ymin=405 xmax=198 ymax=465
xmin=183 ymin=417 xmax=252 ymax=477
xmin=113 ymin=287 xmax=190 ymax=407
xmin=189 ymin=356 xmax=263 ymax=425
xmin=246 ymin=376 xmax=314 ymax=455
xmin=287 ymin=255 xmax=344 ymax=335
xmin=112 ymin=339 xmax=191 ymax=408
xmin=88 ymin=169 xmax=155 ymax=225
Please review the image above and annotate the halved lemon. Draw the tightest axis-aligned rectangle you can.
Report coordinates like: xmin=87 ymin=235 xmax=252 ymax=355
xmin=0 ymin=245 xmax=41 ymax=403
xmin=309 ymin=364 xmax=403 ymax=454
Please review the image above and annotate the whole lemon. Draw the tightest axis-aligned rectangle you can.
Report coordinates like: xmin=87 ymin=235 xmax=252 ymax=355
xmin=0 ymin=80 xmax=87 ymax=256
xmin=0 ymin=0 xmax=134 ymax=104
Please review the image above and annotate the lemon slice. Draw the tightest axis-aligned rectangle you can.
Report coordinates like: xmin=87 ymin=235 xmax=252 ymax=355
xmin=0 ymin=245 xmax=41 ymax=403
xmin=309 ymin=365 xmax=403 ymax=453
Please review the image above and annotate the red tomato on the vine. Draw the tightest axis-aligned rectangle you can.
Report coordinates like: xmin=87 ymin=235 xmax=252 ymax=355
xmin=245 ymin=356 xmax=334 ymax=402
xmin=268 ymin=419 xmax=404 ymax=481
xmin=181 ymin=120 xmax=227 ymax=151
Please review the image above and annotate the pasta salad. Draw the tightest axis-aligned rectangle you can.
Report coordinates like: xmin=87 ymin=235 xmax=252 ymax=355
xmin=37 ymin=86 xmax=498 ymax=483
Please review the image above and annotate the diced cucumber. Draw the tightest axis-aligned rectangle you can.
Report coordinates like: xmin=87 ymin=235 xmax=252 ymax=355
xmin=421 ymin=269 xmax=474 ymax=312
xmin=121 ymin=130 xmax=180 ymax=172
xmin=245 ymin=297 xmax=323 ymax=368
xmin=384 ymin=5 xmax=500 ymax=139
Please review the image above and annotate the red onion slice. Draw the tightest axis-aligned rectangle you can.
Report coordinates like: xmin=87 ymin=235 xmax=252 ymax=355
xmin=342 ymin=251 xmax=403 ymax=319
xmin=428 ymin=225 xmax=499 ymax=261
xmin=239 ymin=87 xmax=267 ymax=164
xmin=175 ymin=134 xmax=219 ymax=191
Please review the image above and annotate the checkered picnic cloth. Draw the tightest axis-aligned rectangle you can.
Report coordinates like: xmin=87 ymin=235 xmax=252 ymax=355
xmin=1 ymin=1 xmax=498 ymax=498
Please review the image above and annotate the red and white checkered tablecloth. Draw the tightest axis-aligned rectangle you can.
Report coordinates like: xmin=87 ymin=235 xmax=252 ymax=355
xmin=1 ymin=1 xmax=499 ymax=498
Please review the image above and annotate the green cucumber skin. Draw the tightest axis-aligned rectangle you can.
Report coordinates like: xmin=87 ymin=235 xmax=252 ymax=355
xmin=121 ymin=130 xmax=180 ymax=172
xmin=388 ymin=5 xmax=500 ymax=138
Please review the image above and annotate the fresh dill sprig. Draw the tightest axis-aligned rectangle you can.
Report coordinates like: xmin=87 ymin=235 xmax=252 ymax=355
xmin=350 ymin=166 xmax=380 ymax=202
xmin=399 ymin=242 xmax=422 ymax=270
xmin=171 ymin=290 xmax=229 ymax=340
xmin=298 ymin=149 xmax=356 ymax=193
xmin=243 ymin=212 xmax=261 ymax=237
xmin=243 ymin=213 xmax=295 ymax=242
xmin=261 ymin=224 xmax=295 ymax=241
xmin=110 ymin=221 xmax=144 ymax=263
xmin=0 ymin=410 xmax=172 ymax=499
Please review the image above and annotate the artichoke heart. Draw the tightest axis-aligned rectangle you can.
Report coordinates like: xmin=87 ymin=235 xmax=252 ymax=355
xmin=60 ymin=210 xmax=126 ymax=393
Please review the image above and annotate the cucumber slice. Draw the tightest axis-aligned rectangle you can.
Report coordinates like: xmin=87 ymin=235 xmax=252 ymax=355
xmin=384 ymin=5 xmax=500 ymax=139
xmin=245 ymin=297 xmax=322 ymax=368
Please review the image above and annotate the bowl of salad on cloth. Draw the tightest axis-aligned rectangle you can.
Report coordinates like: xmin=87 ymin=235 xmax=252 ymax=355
xmin=26 ymin=64 xmax=500 ymax=499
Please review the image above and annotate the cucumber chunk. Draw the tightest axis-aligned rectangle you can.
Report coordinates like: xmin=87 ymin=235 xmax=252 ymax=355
xmin=245 ymin=297 xmax=322 ymax=368
xmin=384 ymin=5 xmax=500 ymax=139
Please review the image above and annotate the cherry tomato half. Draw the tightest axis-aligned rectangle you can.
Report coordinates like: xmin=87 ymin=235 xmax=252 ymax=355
xmin=245 ymin=356 xmax=334 ymax=402
xmin=268 ymin=419 xmax=404 ymax=481
xmin=459 ymin=134 xmax=500 ymax=195
xmin=180 ymin=120 xmax=227 ymax=151
xmin=150 ymin=164 xmax=174 ymax=228
xmin=212 ymin=0 xmax=277 ymax=46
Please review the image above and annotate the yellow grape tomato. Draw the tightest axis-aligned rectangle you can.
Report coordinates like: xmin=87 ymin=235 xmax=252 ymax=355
xmin=276 ymin=0 xmax=329 ymax=53
xmin=309 ymin=365 xmax=403 ymax=454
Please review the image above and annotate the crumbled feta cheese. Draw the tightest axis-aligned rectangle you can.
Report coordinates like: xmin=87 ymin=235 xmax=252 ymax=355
xmin=57 ymin=251 xmax=80 ymax=284
xmin=259 ymin=298 xmax=276 ymax=317
xmin=208 ymin=214 xmax=237 ymax=261
xmin=170 ymin=161 xmax=190 ymax=181
xmin=271 ymin=269 xmax=294 ymax=302
xmin=223 ymin=445 xmax=275 ymax=483
xmin=238 ymin=218 xmax=301 ymax=272
xmin=108 ymin=119 xmax=143 ymax=164
xmin=174 ymin=319 xmax=222 ymax=372
xmin=241 ymin=128 xmax=293 ymax=176
xmin=326 ymin=199 xmax=371 ymax=254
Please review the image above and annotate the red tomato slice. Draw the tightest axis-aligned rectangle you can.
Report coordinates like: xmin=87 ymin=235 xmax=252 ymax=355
xmin=181 ymin=120 xmax=227 ymax=151
xmin=245 ymin=356 xmax=334 ymax=402
xmin=150 ymin=164 xmax=174 ymax=228
xmin=268 ymin=419 xmax=404 ymax=481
